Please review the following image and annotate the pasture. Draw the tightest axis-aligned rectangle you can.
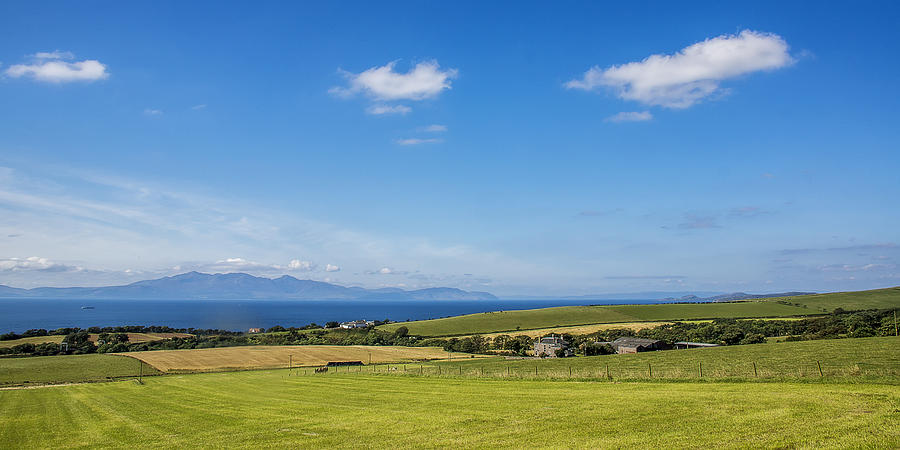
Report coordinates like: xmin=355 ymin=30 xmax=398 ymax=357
xmin=764 ymin=286 xmax=900 ymax=312
xmin=377 ymin=336 xmax=900 ymax=382
xmin=1 ymin=370 xmax=897 ymax=448
xmin=379 ymin=301 xmax=814 ymax=337
xmin=119 ymin=345 xmax=480 ymax=372
xmin=0 ymin=354 xmax=158 ymax=386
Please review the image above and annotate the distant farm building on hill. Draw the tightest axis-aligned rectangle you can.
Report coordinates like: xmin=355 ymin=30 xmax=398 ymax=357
xmin=340 ymin=320 xmax=375 ymax=329
xmin=610 ymin=337 xmax=667 ymax=354
xmin=534 ymin=335 xmax=572 ymax=357
xmin=247 ymin=328 xmax=263 ymax=333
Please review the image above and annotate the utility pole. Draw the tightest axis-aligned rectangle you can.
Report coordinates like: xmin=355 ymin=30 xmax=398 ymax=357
xmin=894 ymin=310 xmax=898 ymax=337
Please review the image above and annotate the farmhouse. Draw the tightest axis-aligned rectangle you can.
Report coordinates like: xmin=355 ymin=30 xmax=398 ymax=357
xmin=340 ymin=320 xmax=375 ymax=329
xmin=534 ymin=335 xmax=572 ymax=358
xmin=609 ymin=337 xmax=667 ymax=354
xmin=247 ymin=328 xmax=263 ymax=333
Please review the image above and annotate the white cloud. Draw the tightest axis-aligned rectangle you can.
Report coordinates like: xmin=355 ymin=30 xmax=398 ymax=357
xmin=191 ymin=104 xmax=207 ymax=110
xmin=366 ymin=104 xmax=412 ymax=115
xmin=566 ymin=30 xmax=793 ymax=108
xmin=5 ymin=51 xmax=108 ymax=83
xmin=396 ymin=138 xmax=442 ymax=146
xmin=378 ymin=267 xmax=393 ymax=274
xmin=325 ymin=264 xmax=341 ymax=272
xmin=0 ymin=256 xmax=82 ymax=272
xmin=288 ymin=259 xmax=315 ymax=271
xmin=331 ymin=60 xmax=457 ymax=101
xmin=143 ymin=109 xmax=163 ymax=116
xmin=421 ymin=124 xmax=448 ymax=132
xmin=33 ymin=50 xmax=75 ymax=60
xmin=605 ymin=111 xmax=653 ymax=123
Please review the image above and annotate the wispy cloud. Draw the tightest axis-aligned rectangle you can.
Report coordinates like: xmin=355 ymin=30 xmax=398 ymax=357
xmin=675 ymin=213 xmax=720 ymax=230
xmin=566 ymin=30 xmax=793 ymax=108
xmin=5 ymin=51 xmax=109 ymax=83
xmin=396 ymin=138 xmax=442 ymax=146
xmin=780 ymin=243 xmax=898 ymax=255
xmin=729 ymin=206 xmax=770 ymax=218
xmin=605 ymin=111 xmax=653 ymax=123
xmin=420 ymin=124 xmax=448 ymax=132
xmin=0 ymin=256 xmax=83 ymax=273
xmin=191 ymin=104 xmax=207 ymax=110
xmin=330 ymin=60 xmax=457 ymax=101
xmin=578 ymin=208 xmax=623 ymax=217
xmin=0 ymin=163 xmax=535 ymax=290
xmin=143 ymin=109 xmax=163 ymax=116
xmin=366 ymin=104 xmax=412 ymax=115
xmin=604 ymin=275 xmax=686 ymax=280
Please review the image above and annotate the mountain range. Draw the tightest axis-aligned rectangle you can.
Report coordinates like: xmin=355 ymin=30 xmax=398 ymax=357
xmin=0 ymin=271 xmax=498 ymax=301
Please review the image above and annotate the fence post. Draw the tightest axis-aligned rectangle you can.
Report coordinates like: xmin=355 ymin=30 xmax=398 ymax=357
xmin=753 ymin=361 xmax=758 ymax=378
xmin=648 ymin=363 xmax=652 ymax=378
xmin=605 ymin=363 xmax=609 ymax=379
xmin=817 ymin=360 xmax=823 ymax=377
xmin=699 ymin=362 xmax=702 ymax=378
xmin=507 ymin=366 xmax=510 ymax=377
xmin=535 ymin=365 xmax=538 ymax=377
xmin=481 ymin=366 xmax=484 ymax=376
xmin=459 ymin=366 xmax=462 ymax=376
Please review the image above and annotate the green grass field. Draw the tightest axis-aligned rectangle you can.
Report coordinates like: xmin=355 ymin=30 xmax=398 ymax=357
xmin=764 ymin=286 xmax=900 ymax=312
xmin=379 ymin=301 xmax=815 ymax=337
xmin=378 ymin=287 xmax=900 ymax=337
xmin=383 ymin=336 xmax=899 ymax=382
xmin=0 ymin=370 xmax=896 ymax=448
xmin=0 ymin=354 xmax=159 ymax=386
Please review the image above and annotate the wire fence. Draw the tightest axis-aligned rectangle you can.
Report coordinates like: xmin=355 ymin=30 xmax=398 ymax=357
xmin=285 ymin=359 xmax=897 ymax=381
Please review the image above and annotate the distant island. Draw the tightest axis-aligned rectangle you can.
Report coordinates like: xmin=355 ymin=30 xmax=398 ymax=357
xmin=0 ymin=271 xmax=498 ymax=301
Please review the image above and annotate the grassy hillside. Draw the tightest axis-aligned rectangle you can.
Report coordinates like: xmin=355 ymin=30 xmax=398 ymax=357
xmin=0 ymin=354 xmax=159 ymax=386
xmin=1 ymin=370 xmax=897 ymax=448
xmin=120 ymin=345 xmax=481 ymax=372
xmin=384 ymin=336 xmax=900 ymax=381
xmin=764 ymin=286 xmax=900 ymax=312
xmin=380 ymin=301 xmax=813 ymax=337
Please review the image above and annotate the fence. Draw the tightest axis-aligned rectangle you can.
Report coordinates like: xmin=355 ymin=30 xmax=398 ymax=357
xmin=286 ymin=358 xmax=896 ymax=381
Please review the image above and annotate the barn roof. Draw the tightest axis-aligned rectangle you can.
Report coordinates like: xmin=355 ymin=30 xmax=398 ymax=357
xmin=611 ymin=337 xmax=662 ymax=347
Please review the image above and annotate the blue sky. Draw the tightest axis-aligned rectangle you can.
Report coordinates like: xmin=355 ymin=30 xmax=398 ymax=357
xmin=1 ymin=1 xmax=898 ymax=295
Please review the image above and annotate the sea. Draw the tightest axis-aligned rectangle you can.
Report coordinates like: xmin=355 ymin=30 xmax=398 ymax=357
xmin=0 ymin=298 xmax=675 ymax=333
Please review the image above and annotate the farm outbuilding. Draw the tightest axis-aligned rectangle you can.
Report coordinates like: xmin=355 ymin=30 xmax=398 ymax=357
xmin=610 ymin=337 xmax=667 ymax=354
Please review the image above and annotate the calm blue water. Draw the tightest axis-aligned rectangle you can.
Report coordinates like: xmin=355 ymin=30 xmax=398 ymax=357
xmin=0 ymin=298 xmax=671 ymax=333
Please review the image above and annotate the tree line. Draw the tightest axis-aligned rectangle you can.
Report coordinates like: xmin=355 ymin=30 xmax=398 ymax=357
xmin=1 ymin=309 xmax=895 ymax=357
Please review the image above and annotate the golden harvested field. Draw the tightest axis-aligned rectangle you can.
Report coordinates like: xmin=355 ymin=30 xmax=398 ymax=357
xmin=0 ymin=332 xmax=191 ymax=348
xmin=120 ymin=345 xmax=484 ymax=372
xmin=457 ymin=321 xmax=676 ymax=339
